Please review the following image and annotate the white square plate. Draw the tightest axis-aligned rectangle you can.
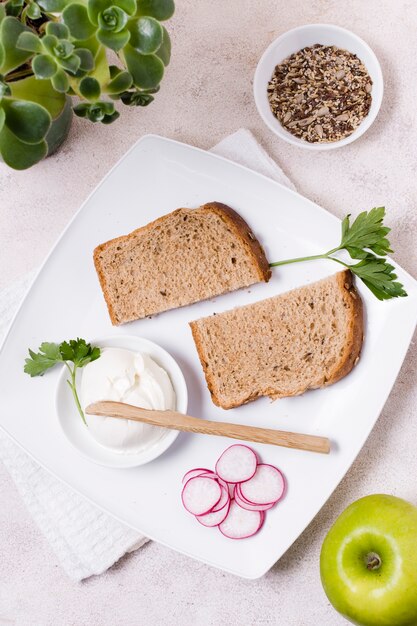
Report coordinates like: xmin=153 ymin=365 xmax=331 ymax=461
xmin=1 ymin=135 xmax=416 ymax=579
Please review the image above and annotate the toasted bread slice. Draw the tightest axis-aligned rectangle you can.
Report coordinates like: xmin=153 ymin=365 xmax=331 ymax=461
xmin=190 ymin=270 xmax=363 ymax=409
xmin=94 ymin=202 xmax=271 ymax=325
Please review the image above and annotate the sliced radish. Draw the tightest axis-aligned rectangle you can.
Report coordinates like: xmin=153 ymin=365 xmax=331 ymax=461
xmin=239 ymin=464 xmax=285 ymax=505
xmin=219 ymin=500 xmax=264 ymax=539
xmin=234 ymin=485 xmax=275 ymax=512
xmin=182 ymin=468 xmax=212 ymax=484
xmin=196 ymin=471 xmax=218 ymax=480
xmin=215 ymin=445 xmax=257 ymax=483
xmin=216 ymin=476 xmax=228 ymax=490
xmin=196 ymin=501 xmax=230 ymax=527
xmin=181 ymin=476 xmax=221 ymax=516
xmin=211 ymin=485 xmax=230 ymax=512
xmin=181 ymin=447 xmax=286 ymax=539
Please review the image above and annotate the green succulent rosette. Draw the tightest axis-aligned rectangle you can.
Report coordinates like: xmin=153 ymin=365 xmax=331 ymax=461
xmin=0 ymin=0 xmax=174 ymax=169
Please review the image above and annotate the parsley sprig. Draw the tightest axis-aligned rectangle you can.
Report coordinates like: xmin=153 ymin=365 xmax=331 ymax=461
xmin=269 ymin=207 xmax=407 ymax=301
xmin=24 ymin=339 xmax=100 ymax=425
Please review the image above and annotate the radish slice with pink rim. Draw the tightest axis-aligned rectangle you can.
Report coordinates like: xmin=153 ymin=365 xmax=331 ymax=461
xmin=216 ymin=476 xmax=228 ymax=490
xmin=196 ymin=471 xmax=219 ymax=480
xmin=239 ymin=464 xmax=285 ymax=505
xmin=182 ymin=468 xmax=212 ymax=484
xmin=234 ymin=485 xmax=275 ymax=512
xmin=196 ymin=500 xmax=231 ymax=527
xmin=219 ymin=501 xmax=264 ymax=539
xmin=181 ymin=476 xmax=222 ymax=516
xmin=215 ymin=444 xmax=258 ymax=483
xmin=181 ymin=447 xmax=285 ymax=539
xmin=211 ymin=485 xmax=230 ymax=512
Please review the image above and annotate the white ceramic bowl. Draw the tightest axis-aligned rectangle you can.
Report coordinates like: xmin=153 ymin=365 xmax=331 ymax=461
xmin=254 ymin=24 xmax=383 ymax=150
xmin=55 ymin=335 xmax=188 ymax=469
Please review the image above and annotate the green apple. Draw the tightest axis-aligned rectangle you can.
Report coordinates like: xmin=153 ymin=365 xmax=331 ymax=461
xmin=320 ymin=494 xmax=417 ymax=626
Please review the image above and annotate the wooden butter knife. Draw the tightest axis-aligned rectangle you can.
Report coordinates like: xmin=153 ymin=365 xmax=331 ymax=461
xmin=86 ymin=401 xmax=331 ymax=455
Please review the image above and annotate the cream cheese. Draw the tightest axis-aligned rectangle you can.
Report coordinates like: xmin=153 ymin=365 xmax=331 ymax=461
xmin=81 ymin=347 xmax=176 ymax=454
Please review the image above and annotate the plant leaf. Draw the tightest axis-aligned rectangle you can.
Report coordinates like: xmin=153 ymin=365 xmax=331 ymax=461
xmin=120 ymin=89 xmax=155 ymax=106
xmin=123 ymin=45 xmax=164 ymax=89
xmin=129 ymin=16 xmax=163 ymax=54
xmin=63 ymin=3 xmax=97 ymax=40
xmin=269 ymin=206 xmax=407 ymax=302
xmin=2 ymin=97 xmax=51 ymax=144
xmin=53 ymin=40 xmax=75 ymax=60
xmin=59 ymin=338 xmax=101 ymax=367
xmin=24 ymin=342 xmax=62 ymax=376
xmin=74 ymin=100 xmax=111 ymax=121
xmin=101 ymin=110 xmax=120 ymax=123
xmin=155 ymin=25 xmax=170 ymax=65
xmin=41 ymin=34 xmax=59 ymax=56
xmin=59 ymin=54 xmax=81 ymax=75
xmin=24 ymin=339 xmax=100 ymax=379
xmin=350 ymin=256 xmax=407 ymax=300
xmin=10 ymin=76 xmax=66 ymax=119
xmin=117 ymin=0 xmax=137 ymax=15
xmin=74 ymin=47 xmax=95 ymax=71
xmin=45 ymin=21 xmax=70 ymax=39
xmin=136 ymin=0 xmax=175 ymax=20
xmin=344 ymin=246 xmax=369 ymax=260
xmin=0 ymin=16 xmax=32 ymax=74
xmin=51 ymin=68 xmax=70 ymax=93
xmin=88 ymin=0 xmax=136 ymax=23
xmin=105 ymin=69 xmax=132 ymax=93
xmin=87 ymin=0 xmax=110 ymax=25
xmin=0 ymin=107 xmax=4 ymax=134
xmin=73 ymin=102 xmax=89 ymax=117
xmin=16 ymin=31 xmax=42 ymax=53
xmin=79 ymin=76 xmax=101 ymax=100
xmin=4 ymin=0 xmax=24 ymax=18
xmin=86 ymin=43 xmax=110 ymax=85
xmin=98 ymin=6 xmax=128 ymax=33
xmin=37 ymin=0 xmax=67 ymax=10
xmin=97 ymin=26 xmax=130 ymax=51
xmin=26 ymin=1 xmax=42 ymax=19
xmin=32 ymin=53 xmax=57 ymax=79
xmin=0 ymin=124 xmax=47 ymax=169
xmin=340 ymin=207 xmax=393 ymax=257
xmin=59 ymin=340 xmax=75 ymax=361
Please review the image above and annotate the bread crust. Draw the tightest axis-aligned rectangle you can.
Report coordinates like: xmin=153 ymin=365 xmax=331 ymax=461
xmin=326 ymin=269 xmax=363 ymax=383
xmin=93 ymin=202 xmax=270 ymax=325
xmin=93 ymin=245 xmax=119 ymax=325
xmin=203 ymin=202 xmax=271 ymax=283
xmin=190 ymin=270 xmax=364 ymax=409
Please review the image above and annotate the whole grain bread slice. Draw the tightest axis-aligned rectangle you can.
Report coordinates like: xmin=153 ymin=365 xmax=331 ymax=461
xmin=94 ymin=202 xmax=271 ymax=325
xmin=190 ymin=270 xmax=363 ymax=409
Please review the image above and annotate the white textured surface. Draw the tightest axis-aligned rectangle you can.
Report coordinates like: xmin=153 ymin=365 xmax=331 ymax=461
xmin=0 ymin=0 xmax=416 ymax=623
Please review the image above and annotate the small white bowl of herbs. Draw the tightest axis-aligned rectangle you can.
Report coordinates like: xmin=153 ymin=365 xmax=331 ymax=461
xmin=254 ymin=23 xmax=383 ymax=150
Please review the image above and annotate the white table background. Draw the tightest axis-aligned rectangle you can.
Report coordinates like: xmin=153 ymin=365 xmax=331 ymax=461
xmin=1 ymin=1 xmax=416 ymax=624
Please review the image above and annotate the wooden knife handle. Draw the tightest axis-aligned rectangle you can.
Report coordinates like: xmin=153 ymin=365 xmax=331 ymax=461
xmin=86 ymin=401 xmax=331 ymax=454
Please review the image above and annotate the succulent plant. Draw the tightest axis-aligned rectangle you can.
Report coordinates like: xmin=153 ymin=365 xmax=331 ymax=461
xmin=0 ymin=0 xmax=174 ymax=168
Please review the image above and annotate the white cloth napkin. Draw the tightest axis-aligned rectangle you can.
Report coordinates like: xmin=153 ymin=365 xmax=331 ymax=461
xmin=0 ymin=128 xmax=294 ymax=581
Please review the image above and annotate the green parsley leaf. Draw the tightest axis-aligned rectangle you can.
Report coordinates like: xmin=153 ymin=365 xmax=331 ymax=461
xmin=269 ymin=207 xmax=407 ymax=301
xmin=24 ymin=342 xmax=62 ymax=377
xmin=350 ymin=257 xmax=408 ymax=301
xmin=24 ymin=338 xmax=101 ymax=424
xmin=340 ymin=207 xmax=393 ymax=259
